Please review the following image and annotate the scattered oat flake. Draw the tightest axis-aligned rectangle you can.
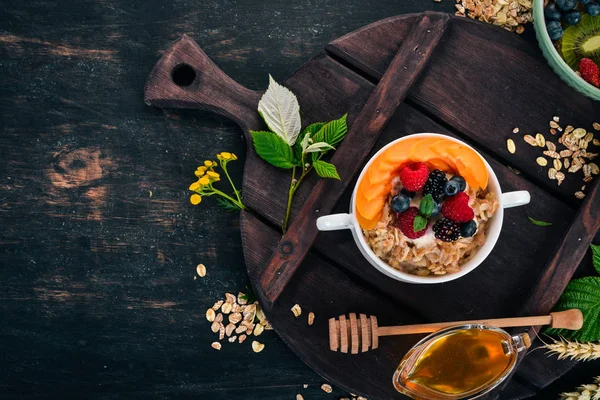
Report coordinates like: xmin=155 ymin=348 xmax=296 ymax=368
xmin=212 ymin=300 xmax=224 ymax=310
xmin=308 ymin=312 xmax=315 ymax=326
xmin=211 ymin=342 xmax=222 ymax=350
xmin=225 ymin=293 xmax=236 ymax=303
xmin=196 ymin=263 xmax=206 ymax=277
xmin=593 ymin=122 xmax=600 ymax=131
xmin=221 ymin=302 xmax=232 ymax=314
xmin=254 ymin=323 xmax=265 ymax=336
xmin=550 ymin=128 xmax=557 ymax=135
xmin=291 ymin=304 xmax=302 ymax=317
xmin=548 ymin=168 xmax=557 ymax=180
xmin=536 ymin=157 xmax=548 ymax=166
xmin=206 ymin=308 xmax=216 ymax=322
xmin=575 ymin=191 xmax=586 ymax=199
xmin=296 ymin=395 xmax=304 ymax=400
xmin=513 ymin=127 xmax=519 ymax=134
xmin=237 ymin=292 xmax=248 ymax=305
xmin=553 ymin=159 xmax=562 ymax=171
xmin=550 ymin=121 xmax=559 ymax=129
xmin=535 ymin=133 xmax=546 ymax=147
xmin=321 ymin=384 xmax=333 ymax=393
xmin=238 ymin=334 xmax=247 ymax=343
xmin=252 ymin=341 xmax=265 ymax=353
xmin=590 ymin=163 xmax=599 ymax=175
xmin=553 ymin=116 xmax=560 ymax=122
xmin=546 ymin=141 xmax=556 ymax=152
xmin=524 ymin=135 xmax=537 ymax=146
xmin=507 ymin=139 xmax=516 ymax=154
xmin=573 ymin=128 xmax=587 ymax=139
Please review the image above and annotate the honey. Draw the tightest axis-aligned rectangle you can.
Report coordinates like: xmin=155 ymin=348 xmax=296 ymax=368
xmin=398 ymin=328 xmax=515 ymax=397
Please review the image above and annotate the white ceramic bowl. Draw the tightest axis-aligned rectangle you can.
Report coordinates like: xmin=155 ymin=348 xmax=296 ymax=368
xmin=316 ymin=133 xmax=530 ymax=284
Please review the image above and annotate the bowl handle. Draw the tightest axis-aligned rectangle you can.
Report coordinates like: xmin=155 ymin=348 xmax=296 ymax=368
xmin=316 ymin=213 xmax=353 ymax=231
xmin=501 ymin=190 xmax=531 ymax=208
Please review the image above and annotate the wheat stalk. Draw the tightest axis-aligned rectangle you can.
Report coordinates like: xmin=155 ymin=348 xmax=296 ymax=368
xmin=542 ymin=337 xmax=600 ymax=362
xmin=560 ymin=377 xmax=600 ymax=400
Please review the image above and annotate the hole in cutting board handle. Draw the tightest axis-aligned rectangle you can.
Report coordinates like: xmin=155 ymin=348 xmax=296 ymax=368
xmin=171 ymin=64 xmax=196 ymax=87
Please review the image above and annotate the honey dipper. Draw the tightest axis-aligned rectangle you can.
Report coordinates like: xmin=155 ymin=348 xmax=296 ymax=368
xmin=328 ymin=309 xmax=583 ymax=354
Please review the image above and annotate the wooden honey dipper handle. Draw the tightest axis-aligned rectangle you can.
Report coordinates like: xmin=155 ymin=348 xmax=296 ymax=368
xmin=329 ymin=310 xmax=582 ymax=354
xmin=377 ymin=309 xmax=583 ymax=336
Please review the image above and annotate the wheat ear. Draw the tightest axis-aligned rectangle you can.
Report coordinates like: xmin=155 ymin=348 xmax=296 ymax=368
xmin=560 ymin=377 xmax=600 ymax=400
xmin=543 ymin=337 xmax=600 ymax=362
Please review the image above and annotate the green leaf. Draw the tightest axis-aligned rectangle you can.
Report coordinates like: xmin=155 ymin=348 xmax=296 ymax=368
xmin=313 ymin=160 xmax=340 ymax=180
xmin=239 ymin=285 xmax=257 ymax=303
xmin=528 ymin=216 xmax=553 ymax=227
xmin=592 ymin=244 xmax=600 ymax=275
xmin=413 ymin=215 xmax=428 ymax=232
xmin=295 ymin=122 xmax=324 ymax=161
xmin=257 ymin=75 xmax=301 ymax=146
xmin=419 ymin=194 xmax=434 ymax=218
xmin=313 ymin=114 xmax=348 ymax=148
xmin=250 ymin=131 xmax=296 ymax=169
xmin=216 ymin=198 xmax=241 ymax=212
xmin=544 ymin=277 xmax=600 ymax=342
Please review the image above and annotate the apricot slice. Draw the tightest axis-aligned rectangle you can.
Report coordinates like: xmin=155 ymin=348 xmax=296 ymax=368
xmin=425 ymin=158 xmax=452 ymax=172
xmin=446 ymin=144 xmax=488 ymax=190
xmin=356 ymin=211 xmax=380 ymax=230
xmin=428 ymin=139 xmax=459 ymax=172
xmin=381 ymin=137 xmax=422 ymax=163
xmin=360 ymin=180 xmax=391 ymax=203
xmin=407 ymin=137 xmax=443 ymax=163
xmin=356 ymin=190 xmax=387 ymax=221
xmin=366 ymin=163 xmax=391 ymax=186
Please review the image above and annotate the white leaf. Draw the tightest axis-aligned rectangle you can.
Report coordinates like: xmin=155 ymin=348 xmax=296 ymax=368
xmin=304 ymin=142 xmax=335 ymax=154
xmin=257 ymin=75 xmax=301 ymax=146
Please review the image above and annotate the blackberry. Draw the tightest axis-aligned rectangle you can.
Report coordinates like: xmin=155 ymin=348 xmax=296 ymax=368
xmin=433 ymin=218 xmax=461 ymax=242
xmin=423 ymin=169 xmax=447 ymax=202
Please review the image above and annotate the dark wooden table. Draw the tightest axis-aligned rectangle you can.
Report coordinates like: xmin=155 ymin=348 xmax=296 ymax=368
xmin=1 ymin=1 xmax=598 ymax=399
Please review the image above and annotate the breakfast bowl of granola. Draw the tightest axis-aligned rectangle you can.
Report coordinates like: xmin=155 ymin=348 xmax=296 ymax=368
xmin=316 ymin=133 xmax=531 ymax=284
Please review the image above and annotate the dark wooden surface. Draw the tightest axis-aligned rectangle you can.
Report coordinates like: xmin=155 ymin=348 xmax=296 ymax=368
xmin=1 ymin=1 xmax=599 ymax=399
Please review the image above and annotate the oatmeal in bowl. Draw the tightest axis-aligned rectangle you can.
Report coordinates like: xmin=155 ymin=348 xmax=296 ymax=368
xmin=317 ymin=133 xmax=530 ymax=284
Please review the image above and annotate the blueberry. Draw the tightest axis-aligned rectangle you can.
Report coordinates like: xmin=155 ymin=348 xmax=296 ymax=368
xmin=564 ymin=10 xmax=582 ymax=25
xmin=547 ymin=20 xmax=564 ymax=41
xmin=588 ymin=2 xmax=600 ymax=16
xmin=449 ymin=175 xmax=467 ymax=192
xmin=444 ymin=180 xmax=461 ymax=196
xmin=431 ymin=200 xmax=441 ymax=217
xmin=544 ymin=3 xmax=562 ymax=20
xmin=460 ymin=220 xmax=477 ymax=238
xmin=556 ymin=0 xmax=577 ymax=11
xmin=401 ymin=188 xmax=416 ymax=198
xmin=391 ymin=194 xmax=411 ymax=213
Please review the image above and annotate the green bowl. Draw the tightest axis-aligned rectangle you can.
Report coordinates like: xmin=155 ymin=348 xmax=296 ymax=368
xmin=533 ymin=0 xmax=600 ymax=101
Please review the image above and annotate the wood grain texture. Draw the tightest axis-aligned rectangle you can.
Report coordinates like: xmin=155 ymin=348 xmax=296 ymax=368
xmin=259 ymin=13 xmax=450 ymax=304
xmin=2 ymin=0 xmax=600 ymax=398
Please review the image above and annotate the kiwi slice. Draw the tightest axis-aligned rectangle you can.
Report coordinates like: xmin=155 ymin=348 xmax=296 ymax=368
xmin=562 ymin=14 xmax=600 ymax=70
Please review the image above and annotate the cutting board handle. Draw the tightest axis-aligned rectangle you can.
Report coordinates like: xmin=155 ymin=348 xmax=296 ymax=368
xmin=144 ymin=35 xmax=262 ymax=131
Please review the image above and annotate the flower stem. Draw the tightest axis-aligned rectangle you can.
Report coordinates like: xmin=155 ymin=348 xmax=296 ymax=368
xmin=222 ymin=163 xmax=243 ymax=204
xmin=281 ymin=163 xmax=313 ymax=233
xmin=212 ymin=188 xmax=247 ymax=210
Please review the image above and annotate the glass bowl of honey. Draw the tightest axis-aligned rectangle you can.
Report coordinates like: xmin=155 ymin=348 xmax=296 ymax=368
xmin=393 ymin=325 xmax=531 ymax=400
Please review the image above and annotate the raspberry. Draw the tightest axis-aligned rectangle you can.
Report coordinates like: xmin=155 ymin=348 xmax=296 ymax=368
xmin=433 ymin=218 xmax=461 ymax=242
xmin=396 ymin=207 xmax=427 ymax=239
xmin=423 ymin=169 xmax=447 ymax=202
xmin=579 ymin=58 xmax=599 ymax=87
xmin=398 ymin=163 xmax=429 ymax=191
xmin=441 ymin=192 xmax=474 ymax=223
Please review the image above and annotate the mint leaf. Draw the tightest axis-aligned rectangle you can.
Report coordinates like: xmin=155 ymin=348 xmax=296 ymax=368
xmin=592 ymin=244 xmax=600 ymax=275
xmin=313 ymin=114 xmax=348 ymax=148
xmin=545 ymin=277 xmax=600 ymax=341
xmin=528 ymin=216 xmax=552 ymax=227
xmin=419 ymin=194 xmax=434 ymax=218
xmin=250 ymin=131 xmax=296 ymax=169
xmin=313 ymin=160 xmax=340 ymax=180
xmin=413 ymin=215 xmax=428 ymax=232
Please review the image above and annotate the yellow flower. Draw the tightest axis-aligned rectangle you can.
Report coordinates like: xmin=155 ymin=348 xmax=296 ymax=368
xmin=198 ymin=176 xmax=210 ymax=186
xmin=195 ymin=166 xmax=207 ymax=177
xmin=189 ymin=181 xmax=201 ymax=191
xmin=218 ymin=152 xmax=232 ymax=160
xmin=204 ymin=160 xmax=217 ymax=168
xmin=190 ymin=194 xmax=202 ymax=205
xmin=231 ymin=153 xmax=238 ymax=160
xmin=207 ymin=171 xmax=220 ymax=179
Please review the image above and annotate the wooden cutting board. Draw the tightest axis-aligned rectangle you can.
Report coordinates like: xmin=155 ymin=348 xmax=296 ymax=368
xmin=144 ymin=12 xmax=600 ymax=399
